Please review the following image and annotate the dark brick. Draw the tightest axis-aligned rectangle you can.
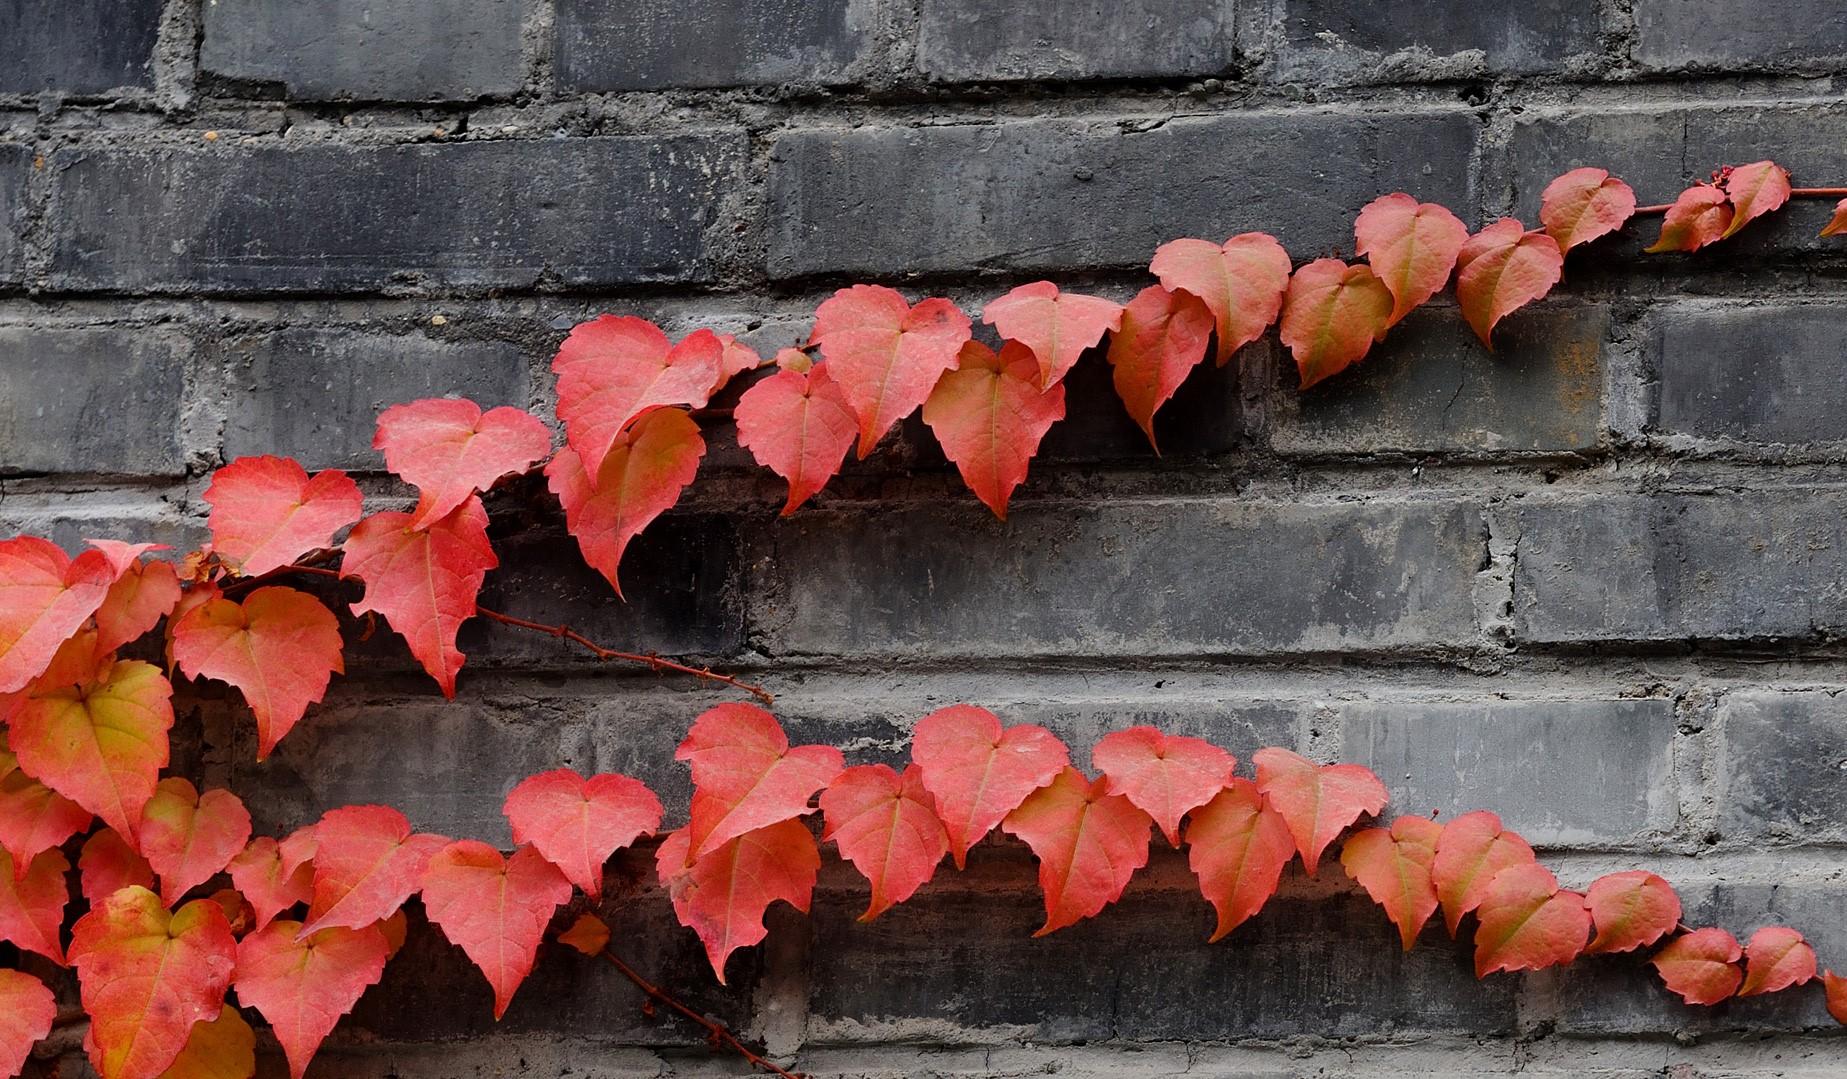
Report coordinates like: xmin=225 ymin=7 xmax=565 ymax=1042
xmin=1651 ymin=303 xmax=1847 ymax=446
xmin=0 ymin=325 xmax=188 ymax=475
xmin=0 ymin=143 xmax=24 ymax=281
xmin=0 ymin=0 xmax=161 ymax=94
xmin=916 ymin=0 xmax=1234 ymax=82
xmin=1635 ymin=0 xmax=1847 ymax=72
xmin=1272 ymin=0 xmax=1604 ymax=80
xmin=0 ymin=506 xmax=203 ymax=555
xmin=1717 ymin=691 xmax=1847 ymax=841
xmin=767 ymin=110 xmax=1477 ymax=277
xmin=47 ymin=137 xmax=743 ymax=292
xmin=201 ymin=0 xmax=524 ymax=101
xmin=555 ymin=0 xmax=871 ymax=91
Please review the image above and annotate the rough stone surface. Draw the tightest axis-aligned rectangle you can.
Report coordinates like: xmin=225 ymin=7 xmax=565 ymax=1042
xmin=1634 ymin=0 xmax=1847 ymax=71
xmin=0 ymin=325 xmax=188 ymax=475
xmin=916 ymin=0 xmax=1236 ymax=82
xmin=0 ymin=0 xmax=162 ymax=94
xmin=554 ymin=0 xmax=873 ymax=90
xmin=0 ymin=143 xmax=25 ymax=281
xmin=1271 ymin=0 xmax=1605 ymax=80
xmin=1651 ymin=302 xmax=1847 ymax=446
xmin=1716 ymin=691 xmax=1847 ymax=841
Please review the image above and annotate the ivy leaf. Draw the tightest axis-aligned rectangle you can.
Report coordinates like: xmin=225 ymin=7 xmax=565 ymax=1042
xmin=675 ymin=703 xmax=844 ymax=864
xmin=90 ymin=543 xmax=182 ymax=656
xmin=1539 ymin=167 xmax=1638 ymax=251
xmin=7 ymin=659 xmax=173 ymax=843
xmin=710 ymin=334 xmax=765 ymax=397
xmin=545 ymin=408 xmax=706 ymax=600
xmin=1738 ymin=926 xmax=1817 ymax=997
xmin=1645 ymin=185 xmax=1733 ymax=254
xmin=421 ymin=842 xmax=574 ymax=1019
xmin=551 ymin=315 xmax=720 ymax=475
xmin=1471 ymin=863 xmax=1590 ymax=978
xmin=374 ymin=398 xmax=553 ymax=531
xmin=80 ymin=828 xmax=155 ymax=906
xmin=138 ymin=779 xmax=253 ymax=907
xmin=1251 ymin=747 xmax=1387 ymax=876
xmin=1185 ymin=778 xmax=1294 ymax=941
xmin=910 ymin=704 xmax=1068 ymax=870
xmin=0 ymin=536 xmax=114 ymax=694
xmin=298 ymin=805 xmax=449 ymax=937
xmin=1339 ymin=815 xmax=1442 ymax=951
xmin=980 ymin=280 xmax=1124 ymax=387
xmin=656 ymin=818 xmax=820 ymax=985
xmin=1354 ymin=193 xmax=1471 ymax=326
xmin=503 ymin=768 xmax=663 ymax=899
xmin=0 ymin=969 xmax=54 ymax=1079
xmin=1583 ymin=870 xmax=1681 ymax=955
xmin=69 ymin=886 xmax=236 ymax=1079
xmin=1824 ymin=970 xmax=1846 ymax=1025
xmin=1455 ymin=219 xmax=1564 ymax=347
xmin=342 ymin=497 xmax=498 ymax=699
xmin=1000 ymin=766 xmax=1153 ymax=936
xmin=1651 ymin=927 xmax=1744 ymax=1005
xmin=1820 ymin=198 xmax=1847 ymax=238
xmin=819 ymin=763 xmax=948 ymax=922
xmin=0 ymin=848 xmax=69 ymax=964
xmin=810 ymin=284 xmax=972 ymax=459
xmin=733 ymin=358 xmax=858 ymax=516
xmin=202 ymin=456 xmax=363 ymax=578
xmin=1719 ymin=160 xmax=1792 ymax=240
xmin=1278 ymin=259 xmax=1393 ymax=389
xmin=1091 ymin=725 xmax=1236 ymax=847
xmin=0 ymin=759 xmax=93 ymax=874
xmin=233 ymin=918 xmax=389 ymax=1079
xmin=921 ymin=340 xmax=1066 ymax=520
xmin=154 ymin=1005 xmax=253 ymax=1079
xmin=225 ymin=837 xmax=314 ymax=933
xmin=557 ymin=912 xmax=611 ymax=956
xmin=1431 ymin=810 xmax=1536 ymax=936
xmin=169 ymin=586 xmax=344 ymax=761
xmin=1148 ymin=232 xmax=1291 ymax=366
xmin=1103 ymin=284 xmax=1214 ymax=452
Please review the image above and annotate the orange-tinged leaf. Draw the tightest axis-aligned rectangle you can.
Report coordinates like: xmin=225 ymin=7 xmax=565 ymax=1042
xmin=374 ymin=398 xmax=553 ymax=530
xmin=0 ymin=848 xmax=69 ymax=964
xmin=675 ymin=703 xmax=844 ymax=863
xmin=1104 ymin=284 xmax=1213 ymax=451
xmin=710 ymin=334 xmax=764 ymax=397
xmin=341 ymin=497 xmax=497 ymax=698
xmin=1278 ymin=258 xmax=1393 ymax=389
xmin=0 ymin=536 xmax=114 ymax=694
xmin=169 ymin=587 xmax=344 ymax=760
xmin=1001 ymin=767 xmax=1152 ymax=936
xmin=233 ymin=918 xmax=389 ymax=1079
xmin=980 ymin=280 xmax=1124 ymax=387
xmin=910 ymin=704 xmax=1068 ymax=870
xmin=91 ymin=545 xmax=181 ymax=655
xmin=7 ymin=659 xmax=173 ymax=842
xmin=819 ymin=762 xmax=948 ymax=921
xmin=202 ymin=457 xmax=362 ymax=578
xmin=155 ymin=1004 xmax=253 ymax=1079
xmin=421 ymin=841 xmax=574 ymax=1019
xmin=225 ymin=837 xmax=313 ymax=932
xmin=1184 ymin=778 xmax=1294 ymax=941
xmin=1651 ymin=927 xmax=1744 ymax=1005
xmin=1354 ymin=193 xmax=1470 ymax=325
xmin=69 ymin=886 xmax=237 ymax=1079
xmin=0 ymin=763 xmax=92 ymax=873
xmin=810 ymin=284 xmax=972 ymax=459
xmin=503 ymin=768 xmax=663 ymax=898
xmin=557 ymin=912 xmax=611 ymax=956
xmin=138 ymin=779 xmax=252 ymax=907
xmin=1148 ymin=232 xmax=1291 ymax=366
xmin=1455 ymin=219 xmax=1564 ymax=347
xmin=921 ymin=340 xmax=1066 ymax=519
xmin=734 ymin=360 xmax=858 ymax=516
xmin=1339 ymin=815 xmax=1442 ymax=951
xmin=655 ymin=818 xmax=819 ymax=984
xmin=1738 ymin=925 xmax=1817 ymax=996
xmin=80 ymin=828 xmax=155 ymax=906
xmin=1820 ymin=198 xmax=1847 ymax=238
xmin=299 ymin=805 xmax=448 ymax=936
xmin=1251 ymin=747 xmax=1386 ymax=876
xmin=1824 ymin=969 xmax=1846 ymax=1025
xmin=0 ymin=968 xmax=55 ymax=1079
xmin=1645 ymin=185 xmax=1733 ymax=254
xmin=1091 ymin=725 xmax=1235 ymax=847
xmin=1720 ymin=160 xmax=1792 ymax=240
xmin=545 ymin=408 xmax=705 ymax=600
xmin=1583 ymin=870 xmax=1681 ymax=955
xmin=205 ymin=889 xmax=254 ymax=938
xmin=1472 ymin=862 xmax=1590 ymax=978
xmin=1431 ymin=810 xmax=1536 ymax=936
xmin=551 ymin=315 xmax=719 ymax=475
xmin=1539 ymin=167 xmax=1638 ymax=251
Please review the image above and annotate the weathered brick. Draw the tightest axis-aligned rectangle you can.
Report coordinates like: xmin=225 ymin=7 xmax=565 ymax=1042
xmin=1651 ymin=302 xmax=1847 ymax=446
xmin=201 ymin=0 xmax=524 ymax=101
xmin=767 ymin=110 xmax=1477 ymax=277
xmin=554 ymin=0 xmax=871 ymax=90
xmin=0 ymin=504 xmax=202 ymax=555
xmin=1635 ymin=0 xmax=1847 ymax=72
xmin=47 ymin=137 xmax=743 ymax=292
xmin=1270 ymin=0 xmax=1605 ymax=80
xmin=1716 ymin=691 xmax=1847 ymax=841
xmin=916 ymin=0 xmax=1234 ymax=82
xmin=0 ymin=144 xmax=24 ymax=281
xmin=0 ymin=324 xmax=188 ymax=475
xmin=0 ymin=0 xmax=161 ymax=94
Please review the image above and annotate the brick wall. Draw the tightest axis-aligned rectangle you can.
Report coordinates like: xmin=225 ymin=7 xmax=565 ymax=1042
xmin=4 ymin=1 xmax=1846 ymax=1075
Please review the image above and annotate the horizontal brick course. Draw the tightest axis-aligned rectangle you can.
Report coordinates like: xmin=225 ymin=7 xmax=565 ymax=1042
xmin=0 ymin=0 xmax=161 ymax=95
xmin=1269 ymin=0 xmax=1605 ymax=81
xmin=916 ymin=0 xmax=1235 ymax=82
xmin=1634 ymin=0 xmax=1847 ymax=72
xmin=0 ymin=324 xmax=189 ymax=475
xmin=1716 ymin=690 xmax=1847 ymax=842
xmin=554 ymin=0 xmax=872 ymax=90
xmin=1650 ymin=302 xmax=1847 ymax=446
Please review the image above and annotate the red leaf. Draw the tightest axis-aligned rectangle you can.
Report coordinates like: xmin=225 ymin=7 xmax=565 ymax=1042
xmin=0 ymin=848 xmax=69 ymax=964
xmin=656 ymin=818 xmax=820 ymax=984
xmin=1001 ymin=766 xmax=1153 ymax=936
xmin=551 ymin=315 xmax=719 ymax=475
xmin=154 ymin=1003 xmax=252 ymax=1079
xmin=546 ymin=408 xmax=705 ymax=599
xmin=1431 ymin=810 xmax=1536 ymax=936
xmin=1455 ymin=219 xmax=1564 ymax=347
xmin=1539 ymin=167 xmax=1638 ymax=251
xmin=341 ymin=497 xmax=498 ymax=698
xmin=0 ymin=756 xmax=92 ymax=873
xmin=1645 ymin=185 xmax=1733 ymax=254
xmin=910 ymin=704 xmax=1068 ymax=870
xmin=1184 ymin=778 xmax=1294 ymax=941
xmin=1583 ymin=870 xmax=1681 ymax=955
xmin=90 ymin=545 xmax=181 ymax=655
xmin=1719 ymin=160 xmax=1792 ymax=240
xmin=1149 ymin=233 xmax=1291 ymax=366
xmin=299 ymin=805 xmax=448 ymax=936
xmin=819 ymin=763 xmax=948 ymax=921
xmin=1354 ymin=193 xmax=1470 ymax=326
xmin=1651 ymin=927 xmax=1744 ymax=1005
xmin=733 ymin=360 xmax=858 ymax=515
xmin=1738 ymin=925 xmax=1817 ymax=996
xmin=421 ymin=841 xmax=574 ymax=1019
xmin=1251 ymin=747 xmax=1386 ymax=876
xmin=810 ymin=284 xmax=972 ymax=459
xmin=202 ymin=456 xmax=363 ymax=577
xmin=710 ymin=334 xmax=764 ymax=397
xmin=1820 ymin=198 xmax=1847 ymax=238
xmin=1091 ymin=725 xmax=1235 ymax=847
xmin=980 ymin=280 xmax=1124 ymax=387
xmin=1339 ymin=815 xmax=1442 ymax=951
xmin=1472 ymin=863 xmax=1590 ymax=977
xmin=1278 ymin=258 xmax=1393 ymax=389
xmin=503 ymin=768 xmax=662 ymax=898
xmin=225 ymin=837 xmax=313 ymax=932
xmin=1824 ymin=969 xmax=1846 ymax=1025
xmin=234 ymin=918 xmax=389 ymax=1079
xmin=137 ymin=779 xmax=252 ymax=907
xmin=675 ymin=703 xmax=844 ymax=863
xmin=0 ymin=536 xmax=113 ymax=694
xmin=0 ymin=969 xmax=54 ymax=1079
xmin=557 ymin=912 xmax=611 ymax=956
xmin=169 ymin=586 xmax=344 ymax=760
xmin=7 ymin=659 xmax=173 ymax=842
xmin=1103 ymin=284 xmax=1213 ymax=451
xmin=79 ymin=829 xmax=155 ymax=906
xmin=374 ymin=398 xmax=553 ymax=531
xmin=921 ymin=340 xmax=1066 ymax=519
xmin=69 ymin=886 xmax=237 ymax=1079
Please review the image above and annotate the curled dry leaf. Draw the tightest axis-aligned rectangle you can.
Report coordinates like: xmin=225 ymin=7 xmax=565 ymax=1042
xmin=1646 ymin=185 xmax=1733 ymax=254
xmin=558 ymin=912 xmax=612 ymax=956
xmin=1820 ymin=197 xmax=1847 ymax=238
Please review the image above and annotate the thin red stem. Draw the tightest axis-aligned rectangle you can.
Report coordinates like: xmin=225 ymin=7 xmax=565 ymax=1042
xmin=598 ymin=949 xmax=804 ymax=1078
xmin=1633 ymin=186 xmax=1847 ymax=216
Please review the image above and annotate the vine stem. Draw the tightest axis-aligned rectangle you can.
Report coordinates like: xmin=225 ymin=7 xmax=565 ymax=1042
xmin=596 ymin=948 xmax=804 ymax=1079
xmin=1632 ymin=186 xmax=1847 ymax=216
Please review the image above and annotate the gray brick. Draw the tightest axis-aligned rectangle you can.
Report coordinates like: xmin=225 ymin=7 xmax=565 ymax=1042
xmin=47 ymin=137 xmax=744 ymax=292
xmin=916 ymin=0 xmax=1234 ymax=82
xmin=0 ymin=506 xmax=203 ymax=555
xmin=1652 ymin=303 xmax=1847 ymax=446
xmin=201 ymin=0 xmax=524 ymax=101
xmin=555 ymin=0 xmax=872 ymax=91
xmin=0 ymin=144 xmax=24 ymax=281
xmin=0 ymin=0 xmax=161 ymax=95
xmin=1271 ymin=304 xmax=1609 ymax=457
xmin=1272 ymin=0 xmax=1605 ymax=80
xmin=767 ymin=110 xmax=1477 ymax=277
xmin=1717 ymin=691 xmax=1847 ymax=841
xmin=0 ymin=325 xmax=188 ymax=475
xmin=1635 ymin=0 xmax=1847 ymax=72
xmin=1341 ymin=699 xmax=1678 ymax=847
